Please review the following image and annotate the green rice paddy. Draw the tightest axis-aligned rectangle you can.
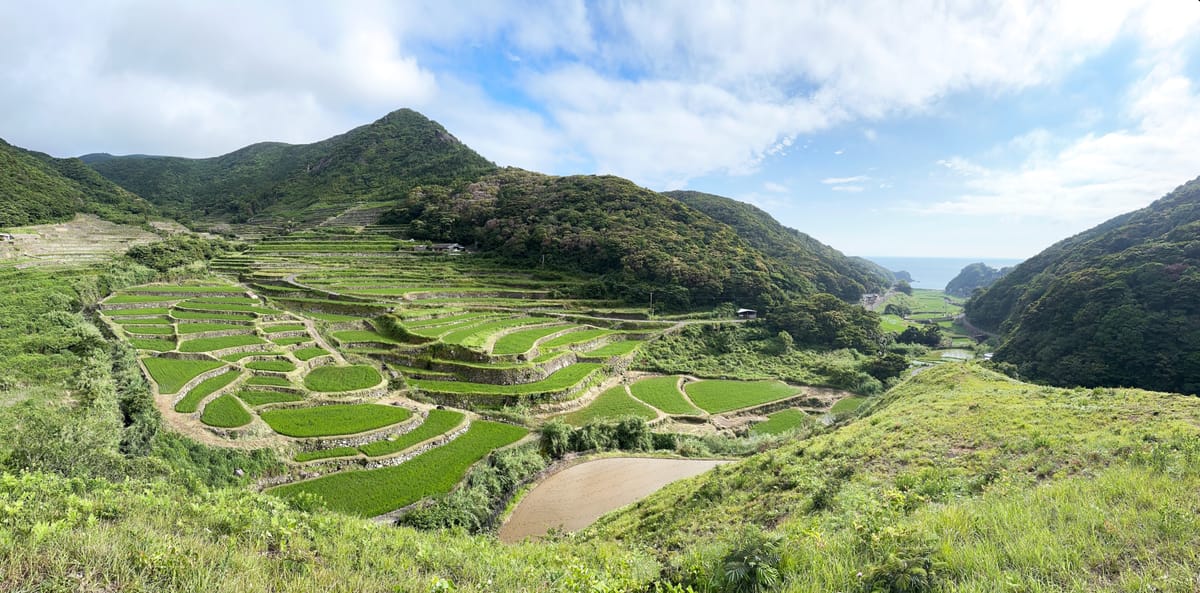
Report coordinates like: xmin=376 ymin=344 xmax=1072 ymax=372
xmin=237 ymin=390 xmax=305 ymax=407
xmin=174 ymin=370 xmax=241 ymax=413
xmin=561 ymin=386 xmax=658 ymax=425
xmin=269 ymin=421 xmax=528 ymax=516
xmin=200 ymin=394 xmax=252 ymax=428
xmin=410 ymin=363 xmax=601 ymax=396
xmin=358 ymin=409 xmax=465 ymax=457
xmin=629 ymin=376 xmax=702 ymax=415
xmin=245 ymin=359 xmax=296 ymax=372
xmin=683 ymin=379 xmax=801 ymax=414
xmin=260 ymin=403 xmax=412 ymax=437
xmin=749 ymin=409 xmax=812 ymax=436
xmin=303 ymin=365 xmax=383 ymax=392
xmin=293 ymin=347 xmax=329 ymax=361
xmin=178 ymin=335 xmax=266 ymax=353
xmin=141 ymin=357 xmax=224 ymax=394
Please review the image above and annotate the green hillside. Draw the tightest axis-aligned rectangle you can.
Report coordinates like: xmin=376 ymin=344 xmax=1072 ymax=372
xmin=666 ymin=190 xmax=893 ymax=300
xmin=589 ymin=363 xmax=1200 ymax=592
xmin=380 ymin=169 xmax=787 ymax=309
xmin=0 ymin=138 xmax=155 ymax=228
xmin=966 ymin=176 xmax=1200 ymax=394
xmin=85 ymin=109 xmax=497 ymax=223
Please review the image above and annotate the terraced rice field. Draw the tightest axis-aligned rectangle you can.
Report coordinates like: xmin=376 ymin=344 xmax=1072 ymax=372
xmin=141 ymin=358 xmax=225 ymax=394
xmin=269 ymin=421 xmax=528 ymax=516
xmin=260 ymin=404 xmax=412 ymax=438
xmin=561 ymin=386 xmax=657 ymax=425
xmin=303 ymin=365 xmax=383 ymax=392
xmin=358 ymin=409 xmax=465 ymax=457
xmin=175 ymin=370 xmax=241 ymax=413
xmin=629 ymin=376 xmax=702 ymax=415
xmin=683 ymin=380 xmax=802 ymax=414
xmin=491 ymin=325 xmax=577 ymax=355
xmin=178 ymin=335 xmax=266 ymax=352
xmin=410 ymin=363 xmax=602 ymax=397
xmin=749 ymin=409 xmax=811 ymax=435
xmin=237 ymin=390 xmax=305 ymax=407
xmin=200 ymin=394 xmax=252 ymax=428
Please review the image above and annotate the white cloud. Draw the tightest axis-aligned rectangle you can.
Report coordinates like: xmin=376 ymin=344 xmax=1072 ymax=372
xmin=863 ymin=128 xmax=878 ymax=141
xmin=763 ymin=181 xmax=789 ymax=193
xmin=922 ymin=65 xmax=1200 ymax=222
xmin=822 ymin=175 xmax=869 ymax=185
xmin=831 ymin=185 xmax=865 ymax=193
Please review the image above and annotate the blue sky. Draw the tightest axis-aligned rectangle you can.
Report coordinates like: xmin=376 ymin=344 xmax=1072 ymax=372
xmin=2 ymin=1 xmax=1199 ymax=258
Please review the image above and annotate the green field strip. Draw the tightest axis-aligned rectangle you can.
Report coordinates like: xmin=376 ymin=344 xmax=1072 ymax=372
xmin=402 ymin=311 xmax=495 ymax=329
xmin=174 ymin=370 xmax=241 ymax=413
xmin=124 ymin=285 xmax=244 ymax=294
xmin=303 ymin=365 xmax=383 ymax=392
xmin=441 ymin=317 xmax=556 ymax=348
xmin=106 ymin=307 xmax=172 ymax=316
xmin=111 ymin=316 xmax=171 ymax=325
xmin=561 ymin=386 xmax=658 ymax=426
xmin=270 ymin=336 xmax=311 ymax=346
xmin=683 ymin=380 xmax=802 ymax=414
xmin=261 ymin=323 xmax=307 ymax=334
xmin=293 ymin=347 xmax=330 ymax=361
xmin=410 ymin=363 xmax=602 ymax=396
xmin=491 ymin=324 xmax=577 ymax=355
xmin=176 ymin=322 xmax=253 ymax=335
xmin=176 ymin=301 xmax=283 ymax=315
xmin=245 ymin=375 xmax=292 ymax=387
xmin=749 ymin=409 xmax=812 ymax=436
xmin=142 ymin=358 xmax=226 ymax=394
xmin=122 ymin=324 xmax=175 ymax=335
xmin=221 ymin=350 xmax=283 ymax=362
xmin=245 ymin=359 xmax=296 ymax=372
xmin=629 ymin=376 xmax=703 ymax=415
xmin=407 ymin=314 xmax=509 ymax=338
xmin=178 ymin=335 xmax=266 ymax=353
xmin=237 ymin=390 xmax=305 ymax=407
xmin=130 ymin=337 xmax=176 ymax=351
xmin=269 ymin=420 xmax=528 ymax=517
xmin=358 ymin=409 xmax=466 ymax=457
xmin=831 ymin=396 xmax=869 ymax=414
xmin=171 ymin=310 xmax=256 ymax=321
xmin=332 ymin=329 xmax=404 ymax=345
xmin=584 ymin=340 xmax=644 ymax=358
xmin=104 ymin=294 xmax=182 ymax=304
xmin=183 ymin=296 xmax=259 ymax=305
xmin=294 ymin=447 xmax=361 ymax=463
xmin=540 ymin=329 xmax=614 ymax=348
xmin=200 ymin=394 xmax=252 ymax=428
xmin=260 ymin=403 xmax=412 ymax=438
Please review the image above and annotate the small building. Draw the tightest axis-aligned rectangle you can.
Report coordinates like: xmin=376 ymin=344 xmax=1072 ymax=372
xmin=430 ymin=242 xmax=465 ymax=253
xmin=736 ymin=308 xmax=757 ymax=320
xmin=0 ymin=233 xmax=12 ymax=242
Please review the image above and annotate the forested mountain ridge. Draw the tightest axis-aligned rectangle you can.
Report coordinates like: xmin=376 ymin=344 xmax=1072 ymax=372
xmin=665 ymin=190 xmax=892 ymax=300
xmin=966 ymin=176 xmax=1200 ymax=393
xmin=0 ymin=138 xmax=155 ymax=227
xmin=379 ymin=169 xmax=787 ymax=309
xmin=85 ymin=109 xmax=497 ymax=223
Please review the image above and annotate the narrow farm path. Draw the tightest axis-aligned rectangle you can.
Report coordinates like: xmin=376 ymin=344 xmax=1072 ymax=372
xmin=301 ymin=318 xmax=348 ymax=365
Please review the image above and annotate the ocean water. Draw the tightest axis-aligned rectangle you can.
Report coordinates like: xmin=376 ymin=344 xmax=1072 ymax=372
xmin=862 ymin=256 xmax=1025 ymax=291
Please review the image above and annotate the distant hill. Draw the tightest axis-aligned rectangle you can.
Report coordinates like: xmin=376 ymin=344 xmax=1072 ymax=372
xmin=0 ymin=138 xmax=155 ymax=228
xmin=966 ymin=177 xmax=1200 ymax=394
xmin=664 ymin=190 xmax=891 ymax=300
xmin=85 ymin=109 xmax=497 ymax=224
xmin=379 ymin=170 xmax=786 ymax=309
xmin=944 ymin=262 xmax=1011 ymax=298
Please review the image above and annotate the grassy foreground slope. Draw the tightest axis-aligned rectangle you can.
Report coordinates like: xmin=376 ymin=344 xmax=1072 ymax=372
xmin=591 ymin=363 xmax=1200 ymax=592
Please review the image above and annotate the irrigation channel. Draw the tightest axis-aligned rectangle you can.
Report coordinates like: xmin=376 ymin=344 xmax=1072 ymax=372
xmin=498 ymin=457 xmax=730 ymax=542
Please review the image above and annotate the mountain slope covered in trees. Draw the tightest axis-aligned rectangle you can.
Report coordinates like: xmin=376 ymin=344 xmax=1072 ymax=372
xmin=665 ymin=190 xmax=892 ymax=300
xmin=966 ymin=177 xmax=1200 ymax=393
xmin=0 ymin=138 xmax=155 ymax=227
xmin=84 ymin=109 xmax=497 ymax=223
xmin=944 ymin=262 xmax=1012 ymax=297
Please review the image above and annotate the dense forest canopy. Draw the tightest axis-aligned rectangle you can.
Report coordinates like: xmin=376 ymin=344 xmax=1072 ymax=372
xmin=967 ymin=176 xmax=1200 ymax=394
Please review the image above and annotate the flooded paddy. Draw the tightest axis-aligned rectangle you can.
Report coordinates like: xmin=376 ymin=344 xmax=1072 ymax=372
xmin=499 ymin=457 xmax=728 ymax=542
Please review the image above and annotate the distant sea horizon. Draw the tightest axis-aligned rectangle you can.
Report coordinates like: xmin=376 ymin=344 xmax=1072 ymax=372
xmin=861 ymin=256 xmax=1025 ymax=291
